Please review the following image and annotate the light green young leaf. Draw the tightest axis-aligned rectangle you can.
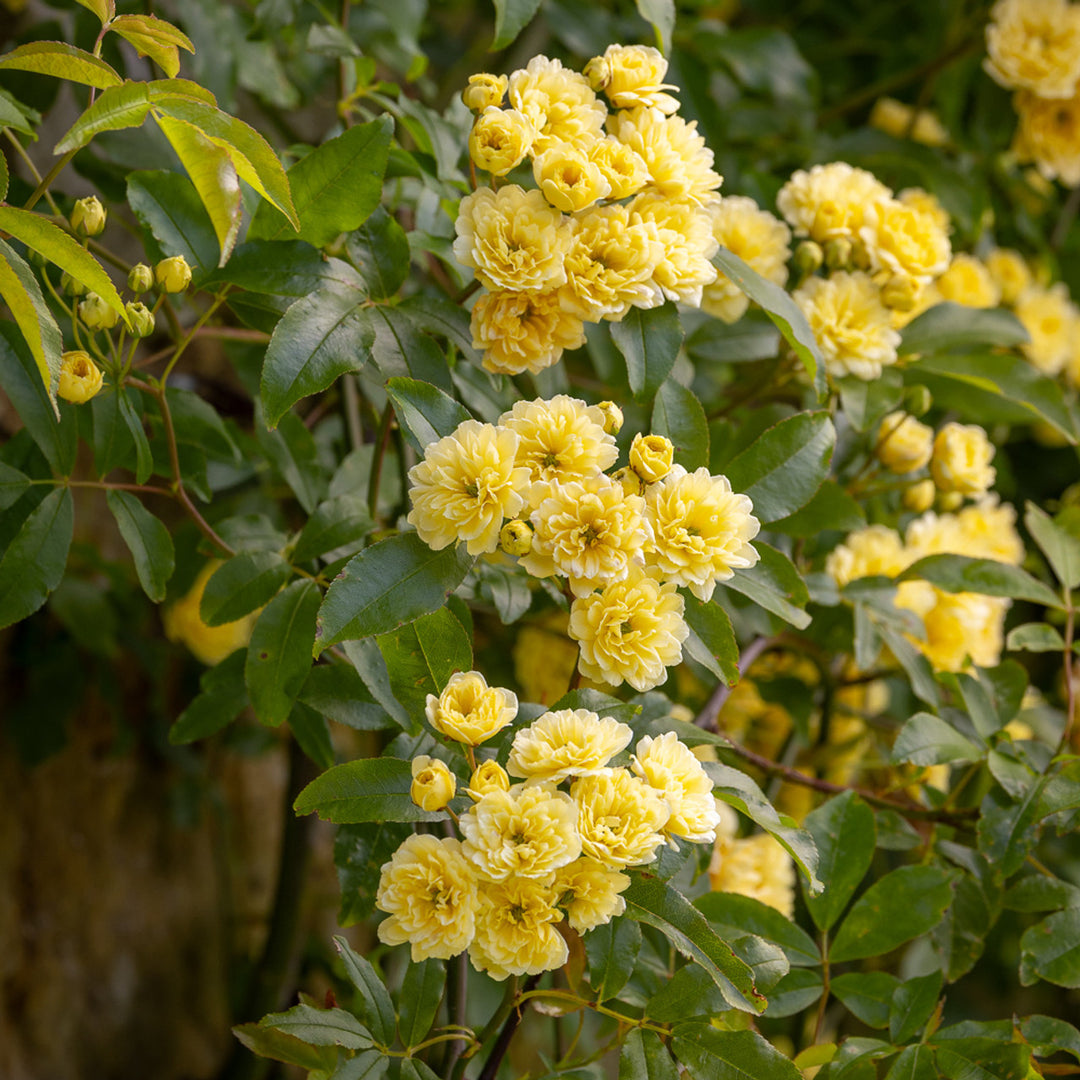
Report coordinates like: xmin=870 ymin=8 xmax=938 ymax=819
xmin=74 ymin=0 xmax=115 ymax=24
xmin=0 ymin=41 xmax=122 ymax=90
xmin=636 ymin=0 xmax=675 ymax=53
xmin=109 ymin=15 xmax=194 ymax=79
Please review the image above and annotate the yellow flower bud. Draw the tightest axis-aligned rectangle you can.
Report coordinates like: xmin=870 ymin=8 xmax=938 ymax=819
xmin=880 ymin=273 xmax=922 ymax=312
xmin=629 ymin=432 xmax=674 ymax=484
xmin=57 ymin=350 xmax=104 ymax=404
xmin=469 ymin=107 xmax=535 ymax=177
xmin=128 ymin=263 xmax=155 ymax=294
xmin=902 ymin=478 xmax=936 ymax=513
xmin=823 ymin=237 xmax=853 ymax=270
xmin=467 ymin=759 xmax=510 ymax=800
xmin=60 ymin=271 xmax=87 ymax=297
xmin=462 ymin=72 xmax=507 ymax=112
xmin=499 ymin=519 xmax=534 ymax=557
xmin=875 ymin=412 xmax=933 ymax=475
xmin=930 ymin=422 xmax=995 ymax=497
xmin=126 ymin=301 xmax=156 ymax=338
xmin=597 ymin=400 xmax=623 ymax=436
xmin=936 ymin=490 xmax=964 ymax=512
xmin=155 ymin=254 xmax=193 ymax=293
xmin=78 ymin=292 xmax=120 ymax=331
xmin=903 ymin=385 xmax=933 ymax=418
xmin=410 ymin=756 xmax=457 ymax=812
xmin=70 ymin=195 xmax=106 ymax=238
xmin=793 ymin=240 xmax=824 ymax=278
xmin=610 ymin=465 xmax=645 ymax=498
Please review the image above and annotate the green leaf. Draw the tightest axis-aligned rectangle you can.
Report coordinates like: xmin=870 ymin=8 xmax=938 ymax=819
xmin=836 ymin=369 xmax=905 ymax=432
xmin=621 ymin=1028 xmax=679 ymax=1080
xmin=0 ymin=87 xmax=39 ymax=138
xmin=398 ymin=958 xmax=444 ymax=1048
xmin=200 ymin=552 xmax=291 ymax=626
xmin=830 ymin=972 xmax=901 ymax=1029
xmin=830 ymin=866 xmax=954 ymax=963
xmin=724 ymin=542 xmax=811 ymax=629
xmin=610 ymin=302 xmax=683 ymax=402
xmin=713 ymin=247 xmax=826 ymax=400
xmin=109 ymin=14 xmax=194 ymax=79
xmin=724 ymin=412 xmax=835 ymax=523
xmin=899 ymin=302 xmax=1029 ymax=355
xmin=636 ymin=0 xmax=675 ymax=52
xmin=491 ymin=0 xmax=544 ymax=49
xmin=203 ymin=242 xmax=360 ymax=296
xmin=898 ymin=554 xmax=1063 ymax=609
xmin=672 ymin=1025 xmax=802 ymax=1080
xmin=0 ymin=462 xmax=30 ymax=510
xmin=400 ymin=1061 xmax=441 ymax=1080
xmin=585 ymin=916 xmax=641 ymax=1001
xmin=346 ymin=206 xmax=411 ymax=299
xmin=769 ymin=481 xmax=865 ymax=537
xmin=0 ymin=488 xmax=73 ymax=630
xmin=127 ymin=169 xmax=219 ymax=276
xmin=934 ymin=1039 xmax=1031 ymax=1080
xmin=685 ymin=312 xmax=780 ymax=363
xmin=652 ymin=378 xmax=709 ymax=470
xmin=1025 ymin=502 xmax=1080 ymax=590
xmin=622 ymin=876 xmax=766 ymax=1013
xmin=890 ymin=970 xmax=942 ymax=1043
xmin=1006 ymin=622 xmax=1065 ymax=653
xmin=369 ymin=305 xmax=454 ymax=394
xmin=801 ymin=791 xmax=875 ymax=933
xmin=106 ymin=490 xmax=175 ymax=603
xmin=168 ymin=651 xmax=248 ymax=744
xmin=886 ymin=1045 xmax=938 ymax=1080
xmin=332 ymin=935 xmax=396 ymax=1046
xmin=315 ymin=532 xmax=475 ymax=655
xmin=293 ymin=756 xmax=446 ymax=823
xmin=696 ymin=892 xmax=820 ymax=968
xmin=259 ymin=1004 xmax=372 ymax=1050
xmin=892 ymin=712 xmax=984 ymax=766
xmin=119 ymin=390 xmax=153 ymax=484
xmin=248 ymin=117 xmax=393 ymax=246
xmin=1021 ymin=1016 xmax=1080 ymax=1061
xmin=0 ymin=237 xmax=63 ymax=411
xmin=261 ymin=283 xmax=371 ymax=427
xmin=298 ymin=663 xmax=390 ymax=731
xmin=763 ymin=968 xmax=826 ymax=1018
xmin=293 ymin=495 xmax=373 ymax=564
xmin=231 ymin=1024 xmax=337 ymax=1072
xmin=74 ymin=0 xmax=115 ymax=24
xmin=386 ymin=377 xmax=472 ymax=455
xmin=0 ymin=207 xmax=127 ymax=325
xmin=0 ymin=41 xmax=121 ymax=89
xmin=256 ymin=409 xmax=328 ymax=513
xmin=1003 ymin=873 xmax=1080 ymax=912
xmin=682 ymin=594 xmax=740 ymax=686
xmin=245 ymin=580 xmax=320 ymax=726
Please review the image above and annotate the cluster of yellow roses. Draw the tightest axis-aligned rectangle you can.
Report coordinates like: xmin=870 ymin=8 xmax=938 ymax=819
xmin=985 ymin=0 xmax=1080 ymax=187
xmin=457 ymin=45 xmax=723 ymax=376
xmin=406 ymin=394 xmax=761 ymax=692
xmin=827 ymin=498 xmax=1024 ymax=672
xmin=375 ymin=684 xmax=720 ymax=979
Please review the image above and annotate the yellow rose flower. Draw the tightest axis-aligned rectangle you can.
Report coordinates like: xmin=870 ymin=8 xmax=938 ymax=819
xmin=569 ymin=569 xmax=689 ymax=691
xmin=588 ymin=136 xmax=649 ymax=199
xmin=936 ymin=254 xmax=1002 ymax=309
xmin=453 ymin=185 xmax=571 ymax=293
xmin=906 ymin=500 xmax=1024 ymax=566
xmin=777 ymin=162 xmax=892 ymax=243
xmin=1014 ymin=283 xmax=1076 ymax=375
xmin=918 ymin=590 xmax=1009 ymax=672
xmin=410 ymin=756 xmax=457 ymax=811
xmin=468 ymin=107 xmax=535 ymax=176
xmin=162 ymin=561 xmax=256 ymax=666
xmin=468 ymin=759 xmax=511 ymax=800
xmin=629 ymin=193 xmax=719 ymax=307
xmin=709 ymin=820 xmax=796 ymax=918
xmin=1014 ymin=88 xmax=1080 ymax=187
xmin=508 ymin=54 xmax=607 ymax=152
xmin=460 ymin=782 xmax=582 ymax=881
xmin=425 ymin=669 xmax=519 ymax=745
xmin=930 ymin=422 xmax=996 ymax=497
xmin=554 ymin=857 xmax=630 ymax=933
xmin=869 ymin=97 xmax=949 ymax=147
xmin=703 ymin=195 xmax=791 ymax=323
xmin=376 ymin=834 xmax=479 ymax=961
xmin=407 ymin=420 xmax=531 ymax=555
xmin=903 ymin=478 xmax=937 ymax=514
xmin=632 ymin=732 xmax=721 ymax=844
xmin=859 ymin=197 xmax=952 ymax=287
xmin=825 ymin=524 xmax=908 ymax=586
xmin=874 ymin=412 xmax=934 ymax=474
xmin=507 ymin=707 xmax=634 ymax=782
xmin=984 ymin=248 xmax=1032 ymax=304
xmin=558 ymin=202 xmax=664 ymax=321
xmin=523 ymin=474 xmax=649 ymax=596
xmin=584 ymin=44 xmax=680 ymax=114
xmin=462 ymin=72 xmax=508 ymax=111
xmin=533 ymin=142 xmax=611 ymax=212
xmin=793 ymin=271 xmax=901 ymax=381
xmin=897 ymin=187 xmax=952 ymax=235
xmin=513 ymin=613 xmax=580 ymax=706
xmin=57 ymin=349 xmax=105 ymax=404
xmin=630 ymin=432 xmax=674 ymax=483
xmin=985 ymin=0 xmax=1080 ymax=98
xmin=644 ymin=465 xmax=761 ymax=600
xmin=469 ymin=877 xmax=567 ymax=980
xmin=573 ymin=767 xmax=671 ymax=867
xmin=471 ymin=289 xmax=586 ymax=376
xmin=610 ymin=107 xmax=723 ymax=204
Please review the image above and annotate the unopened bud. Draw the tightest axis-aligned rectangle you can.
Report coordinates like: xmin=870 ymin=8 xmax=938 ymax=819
xmin=629 ymin=432 xmax=674 ymax=484
xmin=499 ymin=519 xmax=534 ymax=557
xmin=126 ymin=301 xmax=156 ymax=338
xmin=880 ymin=273 xmax=921 ymax=312
xmin=58 ymin=350 xmax=104 ymax=404
xmin=936 ymin=490 xmax=964 ymax=512
xmin=410 ymin=755 xmax=456 ymax=812
xmin=155 ymin=254 xmax=192 ymax=293
xmin=462 ymin=72 xmax=507 ymax=112
xmin=70 ymin=195 xmax=106 ymax=238
xmin=902 ymin=478 xmax=936 ymax=513
xmin=467 ymin=760 xmax=510 ymax=800
xmin=611 ymin=466 xmax=645 ymax=498
xmin=79 ymin=292 xmax=120 ymax=331
xmin=61 ymin=271 xmax=87 ymax=297
xmin=596 ymin=400 xmax=623 ymax=435
xmin=902 ymin=385 xmax=933 ymax=418
xmin=793 ymin=240 xmax=824 ymax=278
xmin=128 ymin=263 xmax=155 ymax=294
xmin=823 ymin=237 xmax=853 ymax=270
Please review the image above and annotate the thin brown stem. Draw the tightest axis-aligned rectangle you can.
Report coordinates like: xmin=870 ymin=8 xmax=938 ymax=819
xmin=367 ymin=401 xmax=394 ymax=518
xmin=477 ymin=974 xmax=541 ymax=1080
xmin=695 ymin=635 xmax=777 ymax=731
xmin=1063 ymin=597 xmax=1077 ymax=752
